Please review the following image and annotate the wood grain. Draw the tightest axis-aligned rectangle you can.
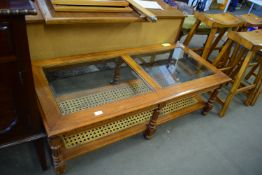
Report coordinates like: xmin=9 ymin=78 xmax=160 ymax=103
xmin=52 ymin=0 xmax=129 ymax=7
xmin=53 ymin=5 xmax=133 ymax=13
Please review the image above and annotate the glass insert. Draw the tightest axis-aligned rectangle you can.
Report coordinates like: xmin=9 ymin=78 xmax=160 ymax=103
xmin=44 ymin=58 xmax=152 ymax=115
xmin=132 ymin=47 xmax=213 ymax=87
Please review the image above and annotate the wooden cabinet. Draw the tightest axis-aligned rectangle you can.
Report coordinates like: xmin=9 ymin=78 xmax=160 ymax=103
xmin=0 ymin=0 xmax=47 ymax=170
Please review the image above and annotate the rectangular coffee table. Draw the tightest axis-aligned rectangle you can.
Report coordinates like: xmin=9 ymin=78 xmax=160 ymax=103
xmin=32 ymin=43 xmax=230 ymax=174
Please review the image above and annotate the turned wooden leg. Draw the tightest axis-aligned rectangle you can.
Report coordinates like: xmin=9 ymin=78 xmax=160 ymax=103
xmin=144 ymin=107 xmax=161 ymax=140
xmin=49 ymin=137 xmax=66 ymax=175
xmin=202 ymin=87 xmax=221 ymax=116
xmin=111 ymin=60 xmax=122 ymax=85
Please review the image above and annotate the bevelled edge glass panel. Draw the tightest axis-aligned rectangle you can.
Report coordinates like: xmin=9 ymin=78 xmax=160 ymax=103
xmin=43 ymin=57 xmax=153 ymax=116
xmin=131 ymin=47 xmax=214 ymax=88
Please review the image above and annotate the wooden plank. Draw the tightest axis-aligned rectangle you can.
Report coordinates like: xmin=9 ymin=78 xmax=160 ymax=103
xmin=121 ymin=54 xmax=161 ymax=90
xmin=53 ymin=5 xmax=133 ymax=13
xmin=52 ymin=0 xmax=129 ymax=7
xmin=126 ymin=0 xmax=157 ymax=22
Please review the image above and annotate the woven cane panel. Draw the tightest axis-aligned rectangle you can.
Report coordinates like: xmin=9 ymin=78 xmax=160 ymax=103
xmin=160 ymin=97 xmax=198 ymax=116
xmin=58 ymin=80 xmax=150 ymax=115
xmin=62 ymin=109 xmax=154 ymax=149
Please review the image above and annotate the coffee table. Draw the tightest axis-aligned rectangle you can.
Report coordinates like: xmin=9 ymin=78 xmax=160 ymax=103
xmin=32 ymin=43 xmax=230 ymax=174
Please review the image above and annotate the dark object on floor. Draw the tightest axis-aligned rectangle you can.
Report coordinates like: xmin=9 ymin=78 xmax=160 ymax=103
xmin=0 ymin=0 xmax=48 ymax=171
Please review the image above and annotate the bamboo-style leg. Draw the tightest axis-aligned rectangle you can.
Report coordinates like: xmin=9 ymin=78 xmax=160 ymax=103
xmin=219 ymin=51 xmax=255 ymax=117
xmin=183 ymin=19 xmax=201 ymax=46
xmin=111 ymin=60 xmax=122 ymax=85
xmin=206 ymin=28 xmax=227 ymax=60
xmin=213 ymin=39 xmax=233 ymax=67
xmin=202 ymin=87 xmax=221 ymax=116
xmin=202 ymin=28 xmax=218 ymax=60
xmin=49 ymin=137 xmax=66 ymax=175
xmin=144 ymin=106 xmax=161 ymax=139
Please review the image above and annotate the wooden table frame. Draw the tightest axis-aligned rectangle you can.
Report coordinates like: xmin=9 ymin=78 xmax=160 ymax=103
xmin=32 ymin=43 xmax=230 ymax=174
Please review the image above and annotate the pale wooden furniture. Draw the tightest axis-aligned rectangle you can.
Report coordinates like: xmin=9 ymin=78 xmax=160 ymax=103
xmin=239 ymin=13 xmax=262 ymax=29
xmin=212 ymin=30 xmax=262 ymax=117
xmin=33 ymin=43 xmax=230 ymax=174
xmin=183 ymin=12 xmax=244 ymax=61
xmin=238 ymin=14 xmax=262 ymax=105
xmin=25 ymin=0 xmax=184 ymax=60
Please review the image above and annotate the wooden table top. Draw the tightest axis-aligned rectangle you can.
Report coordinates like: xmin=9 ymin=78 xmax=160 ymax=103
xmin=32 ymin=43 xmax=230 ymax=136
xmin=26 ymin=0 xmax=184 ymax=24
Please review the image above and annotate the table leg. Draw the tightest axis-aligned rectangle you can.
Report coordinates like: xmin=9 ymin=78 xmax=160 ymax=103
xmin=144 ymin=107 xmax=160 ymax=139
xmin=49 ymin=137 xmax=66 ymax=175
xmin=202 ymin=87 xmax=221 ymax=116
xmin=111 ymin=60 xmax=122 ymax=84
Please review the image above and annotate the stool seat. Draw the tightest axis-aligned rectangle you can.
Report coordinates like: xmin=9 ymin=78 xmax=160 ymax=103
xmin=194 ymin=12 xmax=244 ymax=28
xmin=228 ymin=30 xmax=262 ymax=51
xmin=239 ymin=14 xmax=262 ymax=27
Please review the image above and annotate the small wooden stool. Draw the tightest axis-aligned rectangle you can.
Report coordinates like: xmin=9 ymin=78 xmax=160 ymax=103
xmin=184 ymin=12 xmax=244 ymax=61
xmin=212 ymin=30 xmax=262 ymax=117
xmin=239 ymin=13 xmax=262 ymax=30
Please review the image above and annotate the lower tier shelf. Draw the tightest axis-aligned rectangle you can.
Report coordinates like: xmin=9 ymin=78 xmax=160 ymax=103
xmin=59 ymin=95 xmax=205 ymax=160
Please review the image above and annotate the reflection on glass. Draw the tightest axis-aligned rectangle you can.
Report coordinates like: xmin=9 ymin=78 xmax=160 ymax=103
xmin=44 ymin=58 xmax=152 ymax=115
xmin=132 ymin=47 xmax=213 ymax=87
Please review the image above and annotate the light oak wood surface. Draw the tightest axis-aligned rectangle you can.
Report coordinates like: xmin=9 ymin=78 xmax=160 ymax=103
xmin=53 ymin=5 xmax=133 ymax=13
xmin=51 ymin=0 xmax=129 ymax=7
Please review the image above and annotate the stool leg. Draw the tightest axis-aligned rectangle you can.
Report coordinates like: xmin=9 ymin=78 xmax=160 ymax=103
xmin=245 ymin=60 xmax=262 ymax=106
xmin=213 ymin=39 xmax=232 ymax=67
xmin=183 ymin=19 xmax=201 ymax=46
xmin=206 ymin=28 xmax=227 ymax=60
xmin=219 ymin=51 xmax=255 ymax=117
xmin=250 ymin=81 xmax=262 ymax=106
xmin=202 ymin=28 xmax=218 ymax=60
xmin=228 ymin=47 xmax=246 ymax=76
xmin=245 ymin=64 xmax=258 ymax=80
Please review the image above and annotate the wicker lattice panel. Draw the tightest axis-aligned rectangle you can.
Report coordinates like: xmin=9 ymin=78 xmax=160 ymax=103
xmin=160 ymin=97 xmax=198 ymax=116
xmin=62 ymin=109 xmax=154 ymax=149
xmin=58 ymin=80 xmax=150 ymax=115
